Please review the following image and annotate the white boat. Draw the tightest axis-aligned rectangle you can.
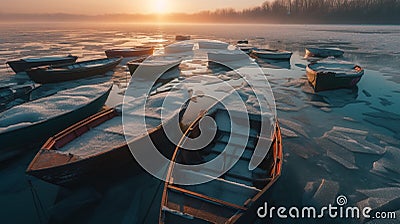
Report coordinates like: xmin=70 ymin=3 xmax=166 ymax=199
xmin=251 ymin=49 xmax=293 ymax=60
xmin=198 ymin=40 xmax=229 ymax=49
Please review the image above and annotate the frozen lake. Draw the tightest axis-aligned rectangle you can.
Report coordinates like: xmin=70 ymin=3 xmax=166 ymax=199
xmin=0 ymin=23 xmax=399 ymax=223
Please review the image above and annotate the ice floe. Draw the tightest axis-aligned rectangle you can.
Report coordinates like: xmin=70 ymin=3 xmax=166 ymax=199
xmin=304 ymin=179 xmax=340 ymax=207
xmin=357 ymin=187 xmax=400 ymax=213
xmin=371 ymin=146 xmax=400 ymax=179
xmin=279 ymin=118 xmax=310 ymax=139
xmin=316 ymin=137 xmax=358 ymax=170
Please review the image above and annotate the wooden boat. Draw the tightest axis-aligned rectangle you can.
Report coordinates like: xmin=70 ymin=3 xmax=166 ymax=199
xmin=305 ymin=47 xmax=344 ymax=58
xmin=26 ymin=58 xmax=122 ymax=84
xmin=251 ymin=49 xmax=293 ymax=60
xmin=127 ymin=56 xmax=182 ymax=80
xmin=306 ymin=61 xmax=364 ymax=92
xmin=0 ymin=82 xmax=112 ymax=159
xmin=25 ymin=85 xmax=185 ymax=187
xmin=236 ymin=44 xmax=254 ymax=54
xmin=175 ymin=35 xmax=191 ymax=41
xmin=237 ymin=40 xmax=249 ymax=44
xmin=26 ymin=106 xmax=175 ymax=187
xmin=105 ymin=47 xmax=154 ymax=58
xmin=164 ymin=43 xmax=194 ymax=54
xmin=6 ymin=55 xmax=78 ymax=73
xmin=198 ymin=41 xmax=229 ymax=50
xmin=160 ymin=101 xmax=283 ymax=224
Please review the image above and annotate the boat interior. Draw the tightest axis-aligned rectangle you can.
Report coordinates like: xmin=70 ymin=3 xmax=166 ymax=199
xmin=161 ymin=105 xmax=281 ymax=223
xmin=309 ymin=62 xmax=363 ymax=75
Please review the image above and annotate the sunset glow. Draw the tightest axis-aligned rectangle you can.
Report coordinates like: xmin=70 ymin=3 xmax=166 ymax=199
xmin=152 ymin=0 xmax=167 ymax=14
xmin=0 ymin=0 xmax=266 ymax=15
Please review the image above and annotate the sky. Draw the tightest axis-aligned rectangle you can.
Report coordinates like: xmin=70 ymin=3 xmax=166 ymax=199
xmin=0 ymin=0 xmax=268 ymax=15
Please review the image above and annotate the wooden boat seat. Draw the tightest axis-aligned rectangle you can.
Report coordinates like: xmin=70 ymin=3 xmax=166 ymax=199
xmin=171 ymin=169 xmax=260 ymax=206
xmin=164 ymin=187 xmax=240 ymax=223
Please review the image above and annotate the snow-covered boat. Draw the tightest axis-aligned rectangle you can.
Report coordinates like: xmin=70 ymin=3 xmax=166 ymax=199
xmin=0 ymin=81 xmax=112 ymax=160
xmin=6 ymin=55 xmax=78 ymax=73
xmin=306 ymin=61 xmax=364 ymax=91
xmin=105 ymin=46 xmax=154 ymax=58
xmin=236 ymin=44 xmax=254 ymax=54
xmin=26 ymin=87 xmax=186 ymax=186
xmin=27 ymin=57 xmax=122 ymax=84
xmin=305 ymin=47 xmax=344 ymax=58
xmin=251 ymin=49 xmax=293 ymax=60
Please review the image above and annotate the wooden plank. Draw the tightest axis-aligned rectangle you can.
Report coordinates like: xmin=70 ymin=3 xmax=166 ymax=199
xmin=168 ymin=185 xmax=247 ymax=211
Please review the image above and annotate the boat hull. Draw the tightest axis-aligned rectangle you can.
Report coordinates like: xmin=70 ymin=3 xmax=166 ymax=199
xmin=252 ymin=50 xmax=292 ymax=60
xmin=105 ymin=48 xmax=154 ymax=58
xmin=27 ymin=58 xmax=121 ymax=84
xmin=306 ymin=66 xmax=364 ymax=92
xmin=0 ymin=87 xmax=111 ymax=157
xmin=27 ymin=143 xmax=137 ymax=187
xmin=305 ymin=48 xmax=344 ymax=58
xmin=175 ymin=35 xmax=191 ymax=41
xmin=6 ymin=56 xmax=78 ymax=73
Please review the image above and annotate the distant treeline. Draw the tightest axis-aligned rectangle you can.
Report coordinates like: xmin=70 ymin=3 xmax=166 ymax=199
xmin=1 ymin=0 xmax=400 ymax=24
xmin=192 ymin=0 xmax=400 ymax=24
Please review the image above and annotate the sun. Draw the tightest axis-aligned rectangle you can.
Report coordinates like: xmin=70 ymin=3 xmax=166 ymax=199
xmin=153 ymin=0 xmax=167 ymax=14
